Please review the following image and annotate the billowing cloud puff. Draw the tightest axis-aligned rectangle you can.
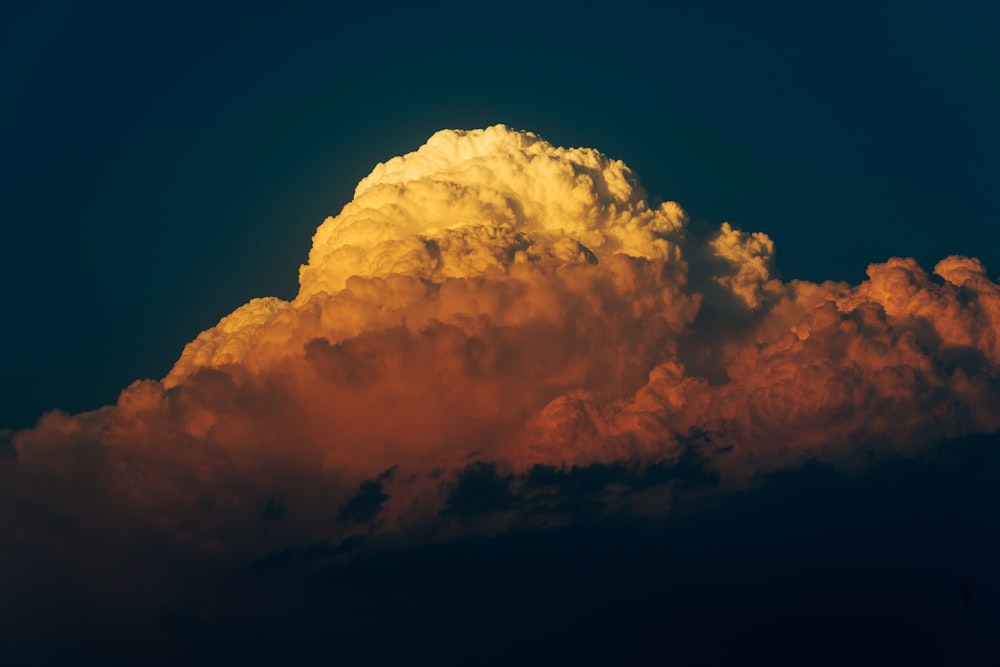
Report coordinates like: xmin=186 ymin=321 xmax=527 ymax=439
xmin=300 ymin=125 xmax=688 ymax=298
xmin=167 ymin=126 xmax=701 ymax=383
xmin=3 ymin=126 xmax=999 ymax=608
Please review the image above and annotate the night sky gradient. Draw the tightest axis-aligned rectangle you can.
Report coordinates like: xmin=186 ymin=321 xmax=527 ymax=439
xmin=4 ymin=0 xmax=998 ymax=429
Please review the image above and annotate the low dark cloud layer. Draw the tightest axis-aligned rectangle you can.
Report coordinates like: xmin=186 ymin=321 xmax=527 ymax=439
xmin=339 ymin=466 xmax=396 ymax=524
xmin=7 ymin=433 xmax=997 ymax=665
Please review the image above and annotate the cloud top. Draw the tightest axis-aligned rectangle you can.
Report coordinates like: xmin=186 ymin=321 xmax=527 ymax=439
xmin=301 ymin=125 xmax=688 ymax=297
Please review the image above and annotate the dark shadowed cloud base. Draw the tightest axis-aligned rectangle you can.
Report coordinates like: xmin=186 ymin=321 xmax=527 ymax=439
xmin=5 ymin=434 xmax=998 ymax=666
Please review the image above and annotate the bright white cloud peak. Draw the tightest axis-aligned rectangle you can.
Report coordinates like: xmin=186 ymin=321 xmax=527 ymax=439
xmin=170 ymin=125 xmax=773 ymax=382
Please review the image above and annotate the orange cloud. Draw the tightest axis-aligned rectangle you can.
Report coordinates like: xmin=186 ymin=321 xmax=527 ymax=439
xmin=3 ymin=126 xmax=999 ymax=604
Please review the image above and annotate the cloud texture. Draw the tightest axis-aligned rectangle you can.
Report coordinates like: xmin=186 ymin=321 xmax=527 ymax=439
xmin=3 ymin=126 xmax=1000 ymax=606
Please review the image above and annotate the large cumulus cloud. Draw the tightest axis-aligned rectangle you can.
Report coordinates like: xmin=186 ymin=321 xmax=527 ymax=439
xmin=3 ymin=125 xmax=1000 ymax=609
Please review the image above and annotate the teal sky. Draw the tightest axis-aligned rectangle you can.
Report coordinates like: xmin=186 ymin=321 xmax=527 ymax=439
xmin=2 ymin=0 xmax=998 ymax=428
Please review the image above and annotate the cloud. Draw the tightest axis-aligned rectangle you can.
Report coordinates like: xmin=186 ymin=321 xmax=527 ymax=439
xmin=440 ymin=462 xmax=515 ymax=518
xmin=339 ymin=466 xmax=397 ymax=524
xmin=3 ymin=125 xmax=1000 ymax=619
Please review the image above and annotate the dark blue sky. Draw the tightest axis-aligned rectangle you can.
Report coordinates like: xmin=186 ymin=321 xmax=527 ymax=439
xmin=3 ymin=0 xmax=998 ymax=428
